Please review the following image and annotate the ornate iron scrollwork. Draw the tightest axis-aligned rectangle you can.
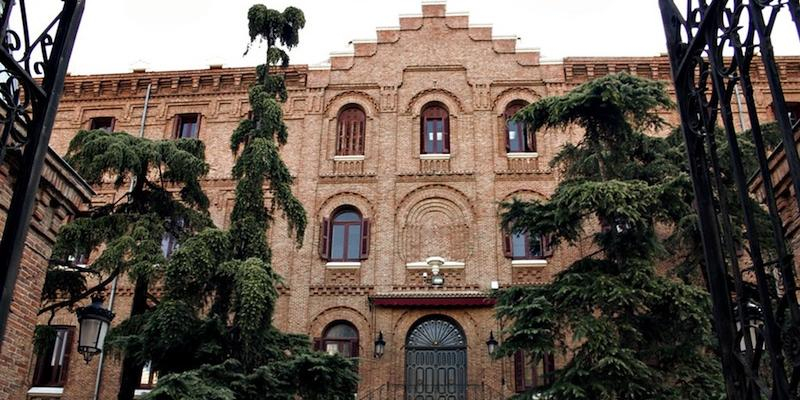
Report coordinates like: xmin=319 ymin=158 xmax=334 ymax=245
xmin=660 ymin=0 xmax=800 ymax=399
xmin=0 ymin=0 xmax=77 ymax=162
xmin=0 ymin=0 xmax=84 ymax=345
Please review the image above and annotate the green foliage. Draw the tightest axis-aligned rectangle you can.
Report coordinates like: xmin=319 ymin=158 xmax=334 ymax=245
xmin=41 ymin=268 xmax=86 ymax=303
xmin=43 ymin=130 xmax=211 ymax=317
xmin=108 ymin=5 xmax=357 ymax=399
xmin=497 ymin=73 xmax=725 ymax=400
xmin=33 ymin=325 xmax=57 ymax=355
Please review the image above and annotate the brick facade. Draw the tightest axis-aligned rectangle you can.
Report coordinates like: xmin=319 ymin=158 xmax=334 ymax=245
xmin=22 ymin=2 xmax=800 ymax=399
xmin=0 ymin=149 xmax=93 ymax=400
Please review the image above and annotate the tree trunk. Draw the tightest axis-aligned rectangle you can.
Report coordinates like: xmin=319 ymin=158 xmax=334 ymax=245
xmin=117 ymin=276 xmax=149 ymax=400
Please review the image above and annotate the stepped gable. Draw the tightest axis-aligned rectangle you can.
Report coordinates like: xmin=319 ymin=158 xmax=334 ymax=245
xmin=311 ymin=1 xmax=540 ymax=85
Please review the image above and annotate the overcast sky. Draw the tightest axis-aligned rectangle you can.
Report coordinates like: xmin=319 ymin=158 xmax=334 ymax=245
xmin=35 ymin=0 xmax=800 ymax=75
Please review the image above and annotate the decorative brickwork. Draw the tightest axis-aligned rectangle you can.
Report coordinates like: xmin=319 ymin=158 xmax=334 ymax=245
xmin=0 ymin=149 xmax=92 ymax=400
xmin=26 ymin=1 xmax=800 ymax=398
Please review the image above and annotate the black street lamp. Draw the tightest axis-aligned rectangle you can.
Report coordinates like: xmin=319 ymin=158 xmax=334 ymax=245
xmin=76 ymin=297 xmax=114 ymax=363
xmin=486 ymin=331 xmax=498 ymax=355
xmin=374 ymin=331 xmax=385 ymax=358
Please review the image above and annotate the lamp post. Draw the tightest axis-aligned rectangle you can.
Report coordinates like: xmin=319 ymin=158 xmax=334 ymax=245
xmin=486 ymin=331 xmax=498 ymax=356
xmin=75 ymin=296 xmax=114 ymax=363
xmin=374 ymin=331 xmax=385 ymax=358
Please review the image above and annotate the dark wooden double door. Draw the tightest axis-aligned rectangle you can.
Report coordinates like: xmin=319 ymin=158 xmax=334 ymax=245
xmin=405 ymin=317 xmax=467 ymax=400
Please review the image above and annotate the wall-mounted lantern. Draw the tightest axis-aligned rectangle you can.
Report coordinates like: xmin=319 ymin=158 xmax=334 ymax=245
xmin=374 ymin=331 xmax=386 ymax=358
xmin=486 ymin=331 xmax=499 ymax=356
xmin=75 ymin=296 xmax=114 ymax=363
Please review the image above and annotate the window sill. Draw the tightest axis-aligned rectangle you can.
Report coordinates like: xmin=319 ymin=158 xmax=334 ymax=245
xmin=419 ymin=153 xmax=451 ymax=160
xmin=511 ymin=259 xmax=547 ymax=267
xmin=406 ymin=260 xmax=465 ymax=269
xmin=333 ymin=155 xmax=365 ymax=162
xmin=28 ymin=387 xmax=64 ymax=396
xmin=325 ymin=261 xmax=362 ymax=269
xmin=134 ymin=389 xmax=152 ymax=398
xmin=506 ymin=152 xmax=539 ymax=159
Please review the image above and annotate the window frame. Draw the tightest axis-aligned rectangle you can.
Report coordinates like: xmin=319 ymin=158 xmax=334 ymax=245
xmin=336 ymin=105 xmax=367 ymax=156
xmin=138 ymin=360 xmax=158 ymax=389
xmin=319 ymin=207 xmax=370 ymax=262
xmin=89 ymin=116 xmax=116 ymax=132
xmin=420 ymin=102 xmax=450 ymax=155
xmin=503 ymin=230 xmax=551 ymax=260
xmin=514 ymin=351 xmax=555 ymax=393
xmin=31 ymin=326 xmax=74 ymax=388
xmin=318 ymin=321 xmax=359 ymax=359
xmin=174 ymin=113 xmax=201 ymax=139
xmin=504 ymin=101 xmax=534 ymax=153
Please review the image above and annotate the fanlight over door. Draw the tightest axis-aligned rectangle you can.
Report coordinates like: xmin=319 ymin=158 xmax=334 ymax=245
xmin=405 ymin=317 xmax=467 ymax=400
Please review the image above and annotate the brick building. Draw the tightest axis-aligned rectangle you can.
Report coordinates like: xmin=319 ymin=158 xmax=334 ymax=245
xmin=20 ymin=1 xmax=800 ymax=399
xmin=0 ymin=148 xmax=94 ymax=400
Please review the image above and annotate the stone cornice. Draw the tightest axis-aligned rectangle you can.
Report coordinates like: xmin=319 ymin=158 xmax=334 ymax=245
xmin=61 ymin=65 xmax=309 ymax=101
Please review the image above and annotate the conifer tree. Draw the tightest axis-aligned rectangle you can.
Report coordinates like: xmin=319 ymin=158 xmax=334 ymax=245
xmin=103 ymin=5 xmax=358 ymax=399
xmin=496 ymin=73 xmax=725 ymax=400
xmin=39 ymin=130 xmax=211 ymax=400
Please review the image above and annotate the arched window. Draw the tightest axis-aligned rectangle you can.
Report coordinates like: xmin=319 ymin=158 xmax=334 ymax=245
xmin=336 ymin=105 xmax=366 ymax=156
xmin=504 ymin=101 xmax=535 ymax=153
xmin=319 ymin=207 xmax=370 ymax=261
xmin=318 ymin=321 xmax=359 ymax=358
xmin=420 ymin=102 xmax=450 ymax=154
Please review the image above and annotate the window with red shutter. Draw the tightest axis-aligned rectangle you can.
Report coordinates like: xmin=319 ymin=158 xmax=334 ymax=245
xmin=336 ymin=105 xmax=366 ymax=156
xmin=32 ymin=326 xmax=74 ymax=387
xmin=504 ymin=231 xmax=546 ymax=260
xmin=503 ymin=232 xmax=513 ymax=258
xmin=504 ymin=101 xmax=534 ymax=153
xmin=319 ymin=218 xmax=330 ymax=260
xmin=327 ymin=207 xmax=365 ymax=262
xmin=514 ymin=351 xmax=555 ymax=392
xmin=359 ymin=218 xmax=370 ymax=260
xmin=421 ymin=102 xmax=450 ymax=154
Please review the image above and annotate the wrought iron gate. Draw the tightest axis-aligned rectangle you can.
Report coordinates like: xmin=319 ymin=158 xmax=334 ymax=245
xmin=0 ymin=1 xmax=85 ymax=342
xmin=659 ymin=1 xmax=800 ymax=399
xmin=405 ymin=317 xmax=467 ymax=400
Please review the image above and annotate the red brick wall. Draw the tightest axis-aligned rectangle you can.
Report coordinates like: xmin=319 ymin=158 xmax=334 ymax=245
xmin=37 ymin=2 xmax=800 ymax=399
xmin=0 ymin=150 xmax=93 ymax=400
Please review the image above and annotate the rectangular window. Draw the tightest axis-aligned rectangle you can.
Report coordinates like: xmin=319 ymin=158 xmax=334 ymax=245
xmin=511 ymin=232 xmax=544 ymax=259
xmin=330 ymin=225 xmax=346 ymax=260
xmin=32 ymin=326 xmax=74 ymax=387
xmin=515 ymin=351 xmax=555 ymax=393
xmin=161 ymin=232 xmax=178 ymax=258
xmin=139 ymin=361 xmax=159 ymax=389
xmin=89 ymin=117 xmax=115 ymax=132
xmin=347 ymin=225 xmax=361 ymax=260
xmin=175 ymin=114 xmax=200 ymax=139
xmin=425 ymin=119 xmax=445 ymax=153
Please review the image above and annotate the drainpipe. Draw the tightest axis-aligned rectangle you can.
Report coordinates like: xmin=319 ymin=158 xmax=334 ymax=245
xmin=92 ymin=83 xmax=151 ymax=400
xmin=734 ymin=82 xmax=747 ymax=132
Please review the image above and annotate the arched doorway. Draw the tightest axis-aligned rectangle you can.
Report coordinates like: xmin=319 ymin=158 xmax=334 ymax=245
xmin=405 ymin=316 xmax=467 ymax=400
